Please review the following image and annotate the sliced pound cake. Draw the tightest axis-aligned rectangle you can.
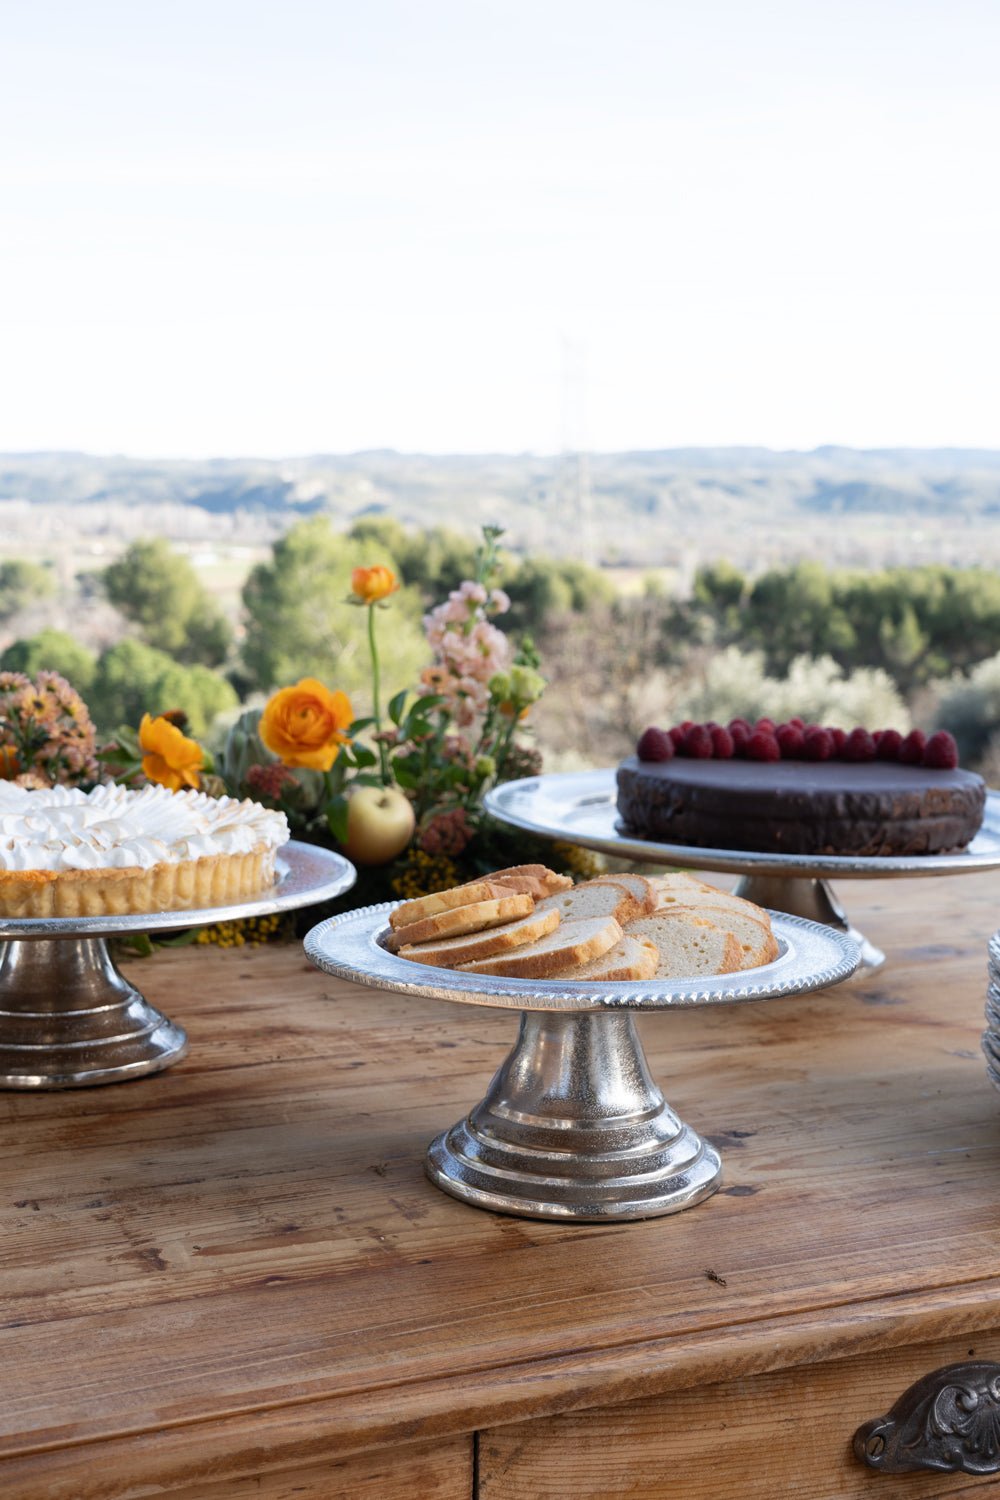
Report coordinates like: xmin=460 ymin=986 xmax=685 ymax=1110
xmin=624 ymin=912 xmax=742 ymax=979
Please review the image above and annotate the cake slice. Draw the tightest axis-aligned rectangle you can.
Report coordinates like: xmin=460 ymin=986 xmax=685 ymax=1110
xmin=549 ymin=933 xmax=659 ymax=983
xmin=397 ymin=906 xmax=560 ymax=968
xmin=538 ymin=880 xmax=643 ymax=927
xmin=458 ymin=915 xmax=622 ymax=977
xmin=489 ymin=865 xmax=574 ymax=896
xmin=624 ymin=912 xmax=742 ymax=979
xmin=389 ymin=891 xmax=533 ymax=948
xmin=693 ymin=905 xmax=778 ymax=969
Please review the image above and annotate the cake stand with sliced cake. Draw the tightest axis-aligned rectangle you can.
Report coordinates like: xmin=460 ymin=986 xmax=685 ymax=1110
xmin=0 ymin=842 xmax=355 ymax=1089
xmin=305 ymin=901 xmax=859 ymax=1222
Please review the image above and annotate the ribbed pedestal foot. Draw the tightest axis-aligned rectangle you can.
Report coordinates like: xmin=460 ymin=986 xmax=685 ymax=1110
xmin=425 ymin=1010 xmax=723 ymax=1221
xmin=0 ymin=938 xmax=188 ymax=1089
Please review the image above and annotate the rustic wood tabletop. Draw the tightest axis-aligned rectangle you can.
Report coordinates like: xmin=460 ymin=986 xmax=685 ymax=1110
xmin=3 ymin=872 xmax=1000 ymax=1499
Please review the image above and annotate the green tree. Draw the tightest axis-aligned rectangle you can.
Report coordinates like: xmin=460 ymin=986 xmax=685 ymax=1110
xmin=241 ymin=517 xmax=429 ymax=702
xmin=0 ymin=559 xmax=54 ymax=622
xmin=0 ymin=630 xmax=97 ymax=694
xmin=89 ymin=639 xmax=238 ymax=738
xmin=103 ymin=539 xmax=232 ymax=667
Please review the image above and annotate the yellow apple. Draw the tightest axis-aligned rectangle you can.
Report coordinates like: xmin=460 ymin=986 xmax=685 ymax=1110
xmin=343 ymin=785 xmax=416 ymax=865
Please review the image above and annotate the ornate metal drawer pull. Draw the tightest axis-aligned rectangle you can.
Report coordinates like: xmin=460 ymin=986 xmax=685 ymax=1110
xmin=854 ymin=1361 xmax=1000 ymax=1475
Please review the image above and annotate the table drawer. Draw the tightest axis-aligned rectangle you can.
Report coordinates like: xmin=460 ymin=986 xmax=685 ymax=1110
xmin=479 ymin=1334 xmax=1000 ymax=1499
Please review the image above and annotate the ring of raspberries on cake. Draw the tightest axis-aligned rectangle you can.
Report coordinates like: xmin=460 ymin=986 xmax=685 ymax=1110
xmin=0 ymin=782 xmax=289 ymax=918
xmin=617 ymin=719 xmax=986 ymax=856
xmin=386 ymin=866 xmax=778 ymax=980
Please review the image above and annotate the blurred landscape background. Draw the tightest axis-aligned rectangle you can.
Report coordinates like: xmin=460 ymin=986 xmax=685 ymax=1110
xmin=5 ymin=444 xmax=1000 ymax=781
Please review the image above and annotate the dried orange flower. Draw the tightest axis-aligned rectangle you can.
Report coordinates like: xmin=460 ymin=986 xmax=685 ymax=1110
xmin=139 ymin=713 xmax=205 ymax=792
xmin=259 ymin=678 xmax=353 ymax=772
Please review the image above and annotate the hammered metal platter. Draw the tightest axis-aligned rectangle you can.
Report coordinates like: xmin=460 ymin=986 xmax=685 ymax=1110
xmin=306 ymin=903 xmax=859 ymax=1221
xmin=485 ymin=770 xmax=1000 ymax=880
xmin=304 ymin=903 xmax=860 ymax=1011
xmin=0 ymin=842 xmax=355 ymax=1089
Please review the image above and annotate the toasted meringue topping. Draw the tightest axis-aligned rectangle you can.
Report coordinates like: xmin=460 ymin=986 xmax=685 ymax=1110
xmin=0 ymin=783 xmax=289 ymax=873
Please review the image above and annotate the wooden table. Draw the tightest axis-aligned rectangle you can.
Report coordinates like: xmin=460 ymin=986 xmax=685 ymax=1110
xmin=4 ymin=873 xmax=1000 ymax=1498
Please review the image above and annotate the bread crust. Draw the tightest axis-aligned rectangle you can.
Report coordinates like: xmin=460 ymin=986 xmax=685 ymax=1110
xmin=398 ymin=906 xmax=560 ymax=967
xmin=458 ymin=915 xmax=622 ymax=978
xmin=389 ymin=892 xmax=533 ymax=949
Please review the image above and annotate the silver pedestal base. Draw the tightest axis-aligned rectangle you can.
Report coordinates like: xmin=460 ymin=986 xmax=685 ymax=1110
xmin=0 ymin=938 xmax=188 ymax=1089
xmin=426 ymin=1010 xmax=722 ymax=1221
xmin=733 ymin=874 xmax=885 ymax=973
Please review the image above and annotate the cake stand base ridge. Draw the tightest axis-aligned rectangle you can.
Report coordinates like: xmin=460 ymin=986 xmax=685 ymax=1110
xmin=0 ymin=937 xmax=187 ymax=1089
xmin=425 ymin=1009 xmax=723 ymax=1221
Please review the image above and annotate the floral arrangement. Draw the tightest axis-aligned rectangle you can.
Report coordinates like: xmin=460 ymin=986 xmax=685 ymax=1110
xmin=0 ymin=670 xmax=99 ymax=787
xmin=217 ymin=526 xmax=565 ymax=905
xmin=0 ymin=528 xmax=588 ymax=933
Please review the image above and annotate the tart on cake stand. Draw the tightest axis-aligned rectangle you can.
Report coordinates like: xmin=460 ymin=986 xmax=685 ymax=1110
xmin=485 ymin=771 xmax=1000 ymax=974
xmin=305 ymin=903 xmax=859 ymax=1222
xmin=0 ymin=842 xmax=355 ymax=1089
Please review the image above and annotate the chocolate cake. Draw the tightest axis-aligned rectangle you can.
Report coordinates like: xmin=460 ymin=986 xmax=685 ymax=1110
xmin=617 ymin=721 xmax=987 ymax=856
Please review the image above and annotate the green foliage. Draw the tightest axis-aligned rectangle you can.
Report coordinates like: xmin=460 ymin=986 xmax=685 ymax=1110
xmin=935 ymin=652 xmax=1000 ymax=762
xmin=89 ymin=639 xmax=238 ymax=738
xmin=0 ymin=629 xmax=97 ymax=693
xmin=241 ymin=517 xmax=429 ymax=701
xmin=0 ymin=559 xmax=54 ymax=622
xmin=687 ymin=560 xmax=1000 ymax=692
xmin=678 ymin=647 xmax=910 ymax=730
xmin=103 ymin=538 xmax=232 ymax=667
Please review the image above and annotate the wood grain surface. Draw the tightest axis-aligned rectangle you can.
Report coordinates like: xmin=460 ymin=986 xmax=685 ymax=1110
xmin=2 ymin=871 xmax=1000 ymax=1496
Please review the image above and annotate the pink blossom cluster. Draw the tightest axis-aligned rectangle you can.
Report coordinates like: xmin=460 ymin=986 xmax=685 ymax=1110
xmin=0 ymin=670 xmax=99 ymax=786
xmin=422 ymin=581 xmax=512 ymax=727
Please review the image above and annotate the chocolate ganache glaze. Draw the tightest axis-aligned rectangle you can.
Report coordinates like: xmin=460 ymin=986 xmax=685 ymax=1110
xmin=616 ymin=756 xmax=987 ymax=856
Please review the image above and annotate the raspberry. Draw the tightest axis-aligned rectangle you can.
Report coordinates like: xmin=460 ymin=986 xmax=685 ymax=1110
xmin=679 ymin=720 xmax=694 ymax=732
xmin=802 ymin=727 xmax=834 ymax=761
xmin=684 ymin=724 xmax=714 ymax=758
xmin=705 ymin=720 xmax=720 ymax=732
xmin=875 ymin=729 xmax=903 ymax=761
xmin=636 ymin=726 xmax=674 ymax=762
xmin=746 ymin=730 xmax=781 ymax=762
xmin=727 ymin=718 xmax=752 ymax=736
xmin=899 ymin=729 xmax=926 ymax=765
xmin=776 ymin=724 xmax=805 ymax=758
xmin=802 ymin=723 xmax=822 ymax=737
xmin=729 ymin=722 xmax=751 ymax=755
xmin=787 ymin=717 xmax=805 ymax=730
xmin=842 ymin=727 xmax=876 ymax=762
xmin=827 ymin=727 xmax=847 ymax=753
xmin=755 ymin=718 xmax=777 ymax=735
xmin=923 ymin=730 xmax=959 ymax=769
xmin=668 ymin=725 xmax=687 ymax=747
xmin=710 ymin=726 xmax=735 ymax=759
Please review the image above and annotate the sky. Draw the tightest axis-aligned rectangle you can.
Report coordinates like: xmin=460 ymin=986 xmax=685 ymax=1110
xmin=1 ymin=0 xmax=999 ymax=458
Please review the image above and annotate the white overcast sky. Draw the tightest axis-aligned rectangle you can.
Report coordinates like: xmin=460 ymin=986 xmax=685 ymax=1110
xmin=1 ymin=0 xmax=998 ymax=457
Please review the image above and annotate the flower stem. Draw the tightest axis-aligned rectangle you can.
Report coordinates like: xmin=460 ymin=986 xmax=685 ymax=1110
xmin=368 ymin=604 xmax=390 ymax=786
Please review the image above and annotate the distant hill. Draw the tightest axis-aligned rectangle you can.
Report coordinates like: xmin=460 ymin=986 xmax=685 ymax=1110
xmin=3 ymin=447 xmax=1000 ymax=571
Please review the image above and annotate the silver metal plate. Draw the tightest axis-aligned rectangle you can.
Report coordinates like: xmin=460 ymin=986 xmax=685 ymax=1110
xmin=485 ymin=769 xmax=1000 ymax=879
xmin=0 ymin=841 xmax=357 ymax=940
xmin=304 ymin=903 xmax=860 ymax=1012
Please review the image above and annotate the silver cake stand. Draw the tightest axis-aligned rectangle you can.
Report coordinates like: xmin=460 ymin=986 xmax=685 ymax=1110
xmin=486 ymin=771 xmax=1000 ymax=974
xmin=0 ymin=841 xmax=355 ymax=1090
xmin=305 ymin=903 xmax=859 ymax=1222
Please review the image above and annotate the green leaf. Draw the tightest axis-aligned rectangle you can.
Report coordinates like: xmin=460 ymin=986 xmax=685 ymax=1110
xmin=325 ymin=795 xmax=350 ymax=846
xmin=387 ymin=690 xmax=408 ymax=726
xmin=347 ymin=716 xmax=376 ymax=734
xmin=409 ymin=694 xmax=446 ymax=714
xmin=351 ymin=746 xmax=378 ymax=769
xmin=393 ymin=764 xmax=420 ymax=789
xmin=351 ymin=771 xmax=385 ymax=789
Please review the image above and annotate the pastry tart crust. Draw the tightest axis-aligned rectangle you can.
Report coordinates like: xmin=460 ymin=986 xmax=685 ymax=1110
xmin=0 ymin=848 xmax=278 ymax=919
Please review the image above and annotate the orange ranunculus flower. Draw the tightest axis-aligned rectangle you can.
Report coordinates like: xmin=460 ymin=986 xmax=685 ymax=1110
xmin=259 ymin=678 xmax=353 ymax=772
xmin=351 ymin=565 xmax=399 ymax=604
xmin=139 ymin=713 xmax=205 ymax=792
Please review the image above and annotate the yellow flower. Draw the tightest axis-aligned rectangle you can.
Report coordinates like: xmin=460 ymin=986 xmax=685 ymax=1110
xmin=351 ymin=565 xmax=399 ymax=604
xmin=0 ymin=745 xmax=20 ymax=780
xmin=139 ymin=713 xmax=205 ymax=791
xmin=259 ymin=678 xmax=353 ymax=772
